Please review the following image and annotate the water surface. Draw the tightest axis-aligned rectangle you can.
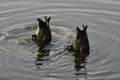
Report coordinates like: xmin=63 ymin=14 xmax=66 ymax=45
xmin=0 ymin=0 xmax=120 ymax=80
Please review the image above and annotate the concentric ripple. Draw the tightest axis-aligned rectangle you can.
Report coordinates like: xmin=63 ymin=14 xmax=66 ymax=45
xmin=0 ymin=0 xmax=120 ymax=80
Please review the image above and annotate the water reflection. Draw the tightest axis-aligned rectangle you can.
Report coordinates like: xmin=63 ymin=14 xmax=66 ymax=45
xmin=73 ymin=52 xmax=88 ymax=80
xmin=74 ymin=52 xmax=87 ymax=72
xmin=66 ymin=43 xmax=89 ymax=79
xmin=34 ymin=49 xmax=50 ymax=68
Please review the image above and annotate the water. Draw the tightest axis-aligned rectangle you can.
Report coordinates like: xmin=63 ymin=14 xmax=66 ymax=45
xmin=0 ymin=0 xmax=120 ymax=80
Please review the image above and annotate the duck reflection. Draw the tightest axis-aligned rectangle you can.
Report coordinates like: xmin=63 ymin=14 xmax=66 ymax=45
xmin=34 ymin=49 xmax=50 ymax=68
xmin=73 ymin=52 xmax=89 ymax=80
xmin=74 ymin=52 xmax=88 ymax=74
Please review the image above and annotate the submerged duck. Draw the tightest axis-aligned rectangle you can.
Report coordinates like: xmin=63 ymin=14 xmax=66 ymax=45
xmin=32 ymin=16 xmax=52 ymax=49
xmin=67 ymin=25 xmax=90 ymax=58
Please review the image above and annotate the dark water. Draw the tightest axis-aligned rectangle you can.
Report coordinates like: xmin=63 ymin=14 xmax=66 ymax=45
xmin=0 ymin=0 xmax=120 ymax=80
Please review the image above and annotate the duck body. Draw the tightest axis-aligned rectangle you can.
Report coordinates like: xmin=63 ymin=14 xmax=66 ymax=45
xmin=67 ymin=25 xmax=89 ymax=57
xmin=32 ymin=16 xmax=52 ymax=48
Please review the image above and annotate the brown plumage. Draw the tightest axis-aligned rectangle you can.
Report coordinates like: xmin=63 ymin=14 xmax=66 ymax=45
xmin=67 ymin=25 xmax=90 ymax=58
xmin=32 ymin=16 xmax=52 ymax=50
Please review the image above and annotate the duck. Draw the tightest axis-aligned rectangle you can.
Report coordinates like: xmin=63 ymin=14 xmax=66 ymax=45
xmin=67 ymin=25 xmax=90 ymax=58
xmin=32 ymin=16 xmax=52 ymax=50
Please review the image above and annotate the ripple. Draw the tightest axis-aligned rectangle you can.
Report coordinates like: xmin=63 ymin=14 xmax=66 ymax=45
xmin=0 ymin=0 xmax=120 ymax=80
